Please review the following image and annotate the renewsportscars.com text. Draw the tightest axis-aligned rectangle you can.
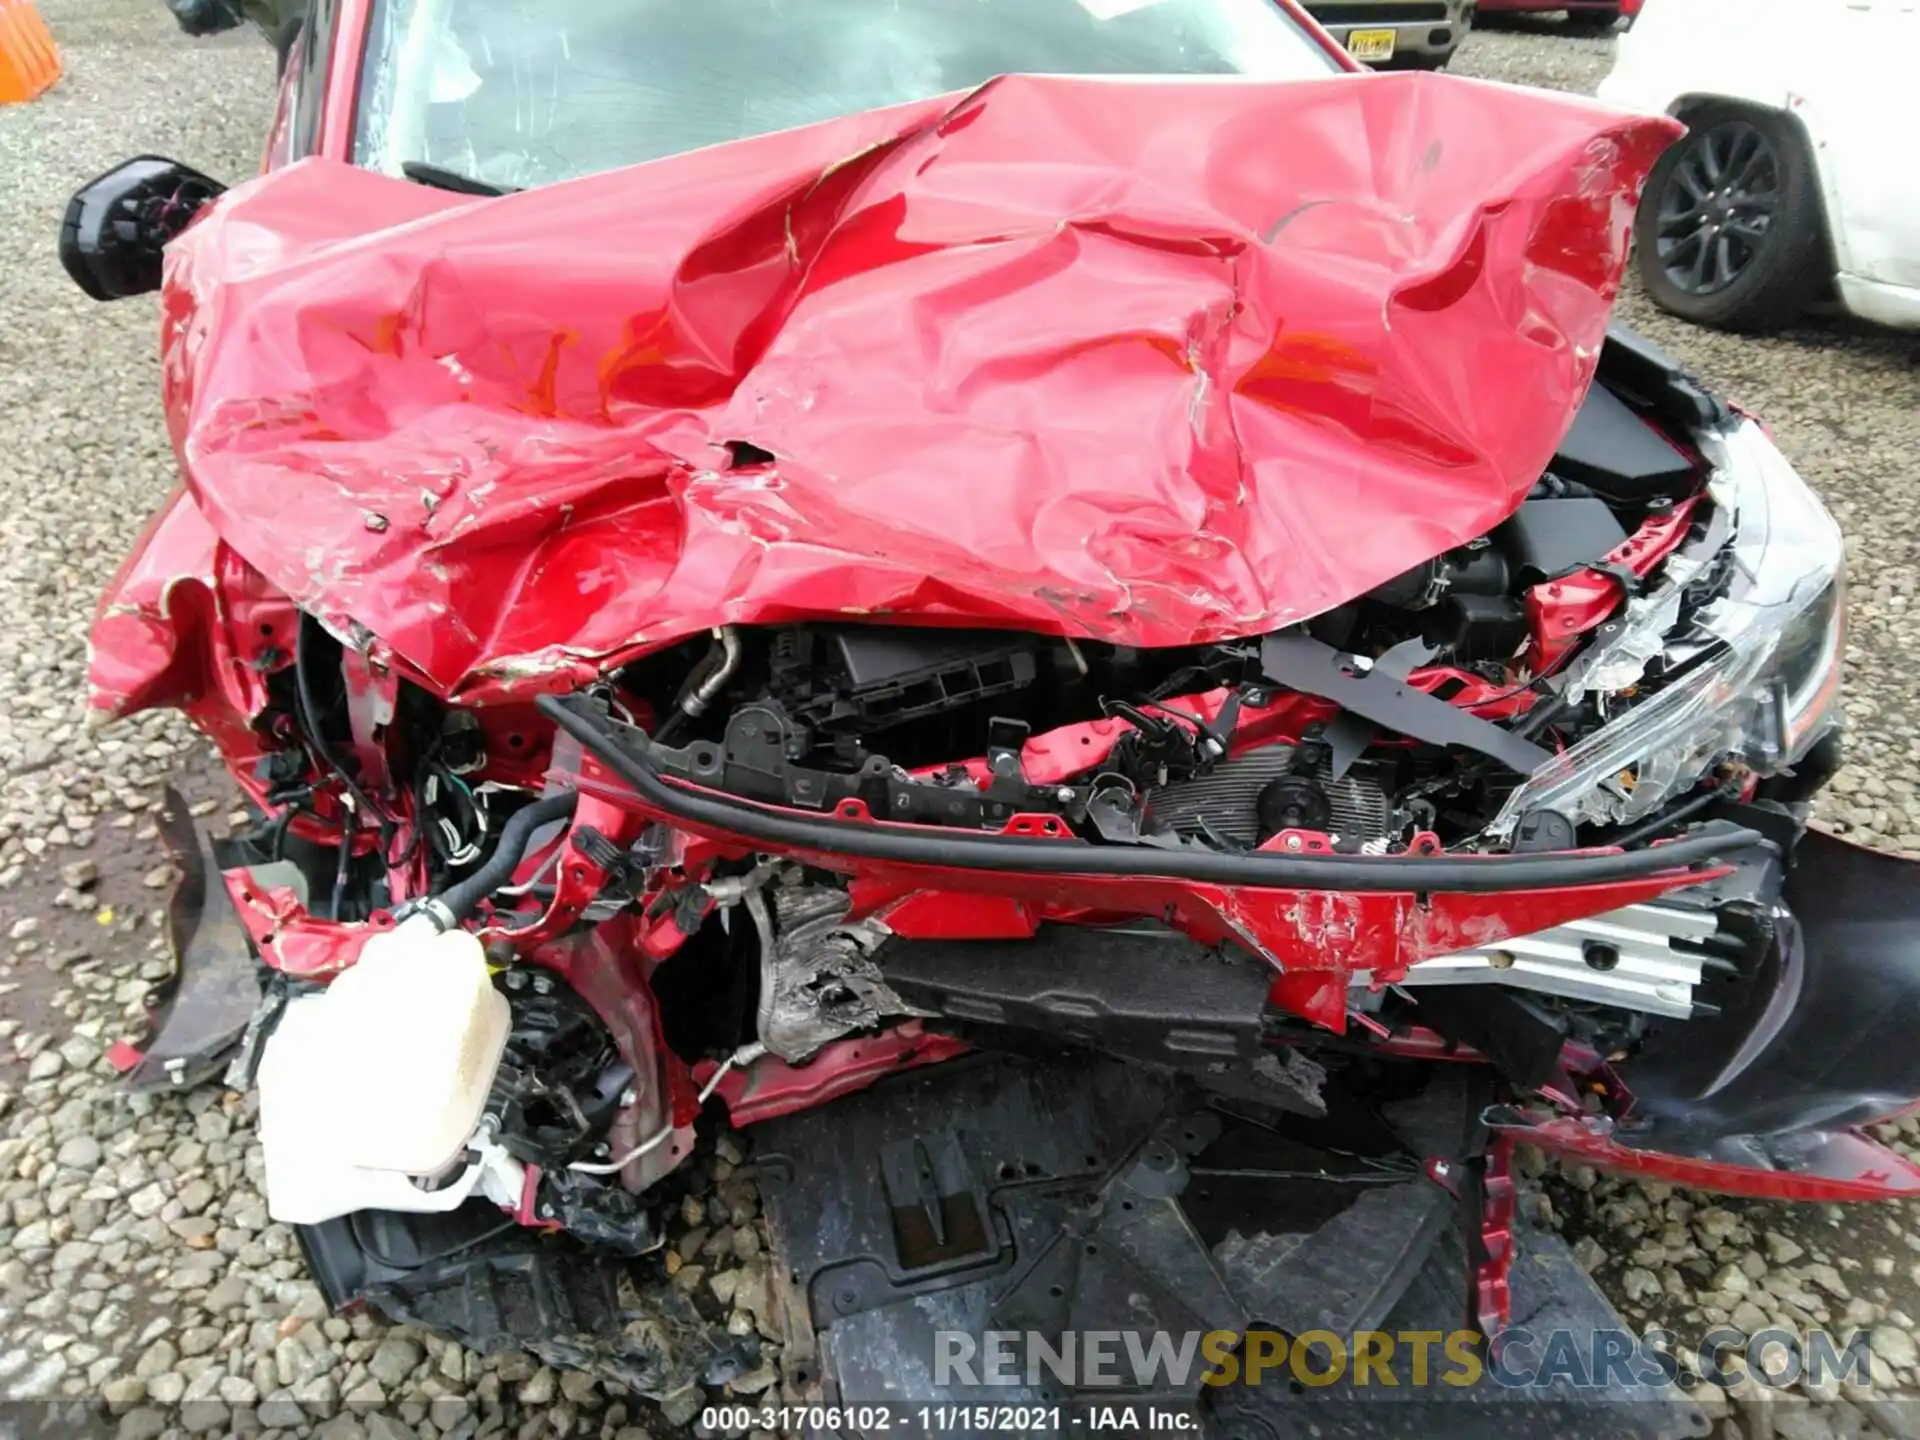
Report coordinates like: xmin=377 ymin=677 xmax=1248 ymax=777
xmin=935 ymin=1326 xmax=1872 ymax=1391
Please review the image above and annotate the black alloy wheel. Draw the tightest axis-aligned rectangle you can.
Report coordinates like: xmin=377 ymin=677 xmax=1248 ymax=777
xmin=1634 ymin=102 xmax=1830 ymax=333
xmin=1655 ymin=119 xmax=1780 ymax=297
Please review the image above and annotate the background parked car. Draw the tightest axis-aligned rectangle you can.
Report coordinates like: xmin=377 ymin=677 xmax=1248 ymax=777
xmin=164 ymin=0 xmax=304 ymax=71
xmin=1599 ymin=0 xmax=1919 ymax=332
xmin=1299 ymin=0 xmax=1471 ymax=67
xmin=1474 ymin=0 xmax=1641 ymax=30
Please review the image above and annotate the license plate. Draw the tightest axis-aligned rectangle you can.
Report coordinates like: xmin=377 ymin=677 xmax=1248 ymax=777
xmin=1346 ymin=28 xmax=1396 ymax=61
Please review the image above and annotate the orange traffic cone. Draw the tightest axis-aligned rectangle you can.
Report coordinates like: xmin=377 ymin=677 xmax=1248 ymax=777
xmin=0 ymin=0 xmax=60 ymax=104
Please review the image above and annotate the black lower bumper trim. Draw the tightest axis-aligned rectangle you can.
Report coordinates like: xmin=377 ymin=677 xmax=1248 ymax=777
xmin=540 ymin=693 xmax=1767 ymax=895
xmin=296 ymin=1204 xmax=750 ymax=1398
xmin=1618 ymin=828 xmax=1920 ymax=1146
xmin=121 ymin=786 xmax=262 ymax=1090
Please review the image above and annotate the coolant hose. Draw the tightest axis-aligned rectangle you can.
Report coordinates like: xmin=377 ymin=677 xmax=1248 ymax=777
xmin=429 ymin=790 xmax=579 ymax=927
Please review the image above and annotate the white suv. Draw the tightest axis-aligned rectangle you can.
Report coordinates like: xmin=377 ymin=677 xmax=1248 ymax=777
xmin=1599 ymin=0 xmax=1920 ymax=331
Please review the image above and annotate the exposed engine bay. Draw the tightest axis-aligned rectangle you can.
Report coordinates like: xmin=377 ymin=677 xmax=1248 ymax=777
xmin=167 ymin=331 xmax=1872 ymax=1279
xmin=71 ymin=70 xmax=1920 ymax=1419
xmin=111 ymin=323 xmax=1906 ymax=1417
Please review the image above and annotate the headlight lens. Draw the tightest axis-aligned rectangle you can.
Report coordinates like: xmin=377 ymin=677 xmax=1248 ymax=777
xmin=1492 ymin=419 xmax=1844 ymax=836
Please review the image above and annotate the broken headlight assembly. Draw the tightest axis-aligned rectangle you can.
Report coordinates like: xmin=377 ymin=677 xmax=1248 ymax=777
xmin=1493 ymin=418 xmax=1845 ymax=834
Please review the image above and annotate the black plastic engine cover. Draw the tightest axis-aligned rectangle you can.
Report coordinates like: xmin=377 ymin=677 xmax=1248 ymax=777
xmin=1424 ymin=592 xmax=1529 ymax=665
xmin=1548 ymin=375 xmax=1698 ymax=506
xmin=1494 ymin=496 xmax=1629 ymax=585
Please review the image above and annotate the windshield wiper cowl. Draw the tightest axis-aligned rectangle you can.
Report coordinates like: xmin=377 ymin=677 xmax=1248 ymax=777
xmin=401 ymin=161 xmax=519 ymax=198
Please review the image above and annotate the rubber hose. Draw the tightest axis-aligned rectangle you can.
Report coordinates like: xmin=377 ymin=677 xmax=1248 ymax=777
xmin=433 ymin=790 xmax=579 ymax=924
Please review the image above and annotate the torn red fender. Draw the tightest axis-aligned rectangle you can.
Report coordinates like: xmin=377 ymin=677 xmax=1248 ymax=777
xmin=704 ymin=1022 xmax=971 ymax=1126
xmin=1510 ymin=1115 xmax=1920 ymax=1202
xmin=91 ymin=491 xmax=298 ymax=745
xmin=539 ymin=916 xmax=694 ymax=1193
xmin=108 ymin=73 xmax=1680 ymax=714
xmin=222 ymin=869 xmax=397 ymax=979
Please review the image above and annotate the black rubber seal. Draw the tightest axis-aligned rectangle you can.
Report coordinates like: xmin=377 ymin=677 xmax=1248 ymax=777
xmin=538 ymin=694 xmax=1767 ymax=895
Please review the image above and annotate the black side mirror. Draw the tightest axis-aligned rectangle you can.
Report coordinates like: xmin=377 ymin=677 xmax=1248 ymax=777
xmin=59 ymin=156 xmax=228 ymax=302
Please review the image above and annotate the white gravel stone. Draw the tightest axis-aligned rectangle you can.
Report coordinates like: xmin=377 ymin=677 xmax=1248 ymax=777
xmin=1713 ymin=1264 xmax=1755 ymax=1298
xmin=1765 ymin=1232 xmax=1807 ymax=1266
xmin=52 ymin=1135 xmax=98 ymax=1171
xmin=149 ymin=1372 xmax=195 ymax=1406
xmin=1873 ymin=1326 xmax=1919 ymax=1370
xmin=519 ymin=1367 xmax=558 ymax=1406
xmin=132 ymin=1339 xmax=176 ymax=1381
xmin=257 ymin=1393 xmax=305 ymax=1428
xmin=344 ymin=1376 xmax=387 ymax=1407
xmin=366 ymin=1337 xmax=420 ymax=1390
xmin=1803 ymin=1261 xmax=1850 ymax=1298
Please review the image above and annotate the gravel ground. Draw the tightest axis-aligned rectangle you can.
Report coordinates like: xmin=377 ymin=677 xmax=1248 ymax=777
xmin=0 ymin=6 xmax=1917 ymax=1438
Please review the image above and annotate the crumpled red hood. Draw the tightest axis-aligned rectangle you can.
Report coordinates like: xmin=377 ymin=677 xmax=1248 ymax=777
xmin=146 ymin=72 xmax=1676 ymax=703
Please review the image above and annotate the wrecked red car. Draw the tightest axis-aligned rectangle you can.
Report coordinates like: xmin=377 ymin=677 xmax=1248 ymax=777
xmin=57 ymin=0 xmax=1920 ymax=1421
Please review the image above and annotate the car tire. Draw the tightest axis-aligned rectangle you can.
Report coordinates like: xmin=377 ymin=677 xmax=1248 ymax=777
xmin=1565 ymin=4 xmax=1620 ymax=29
xmin=1633 ymin=102 xmax=1830 ymax=334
